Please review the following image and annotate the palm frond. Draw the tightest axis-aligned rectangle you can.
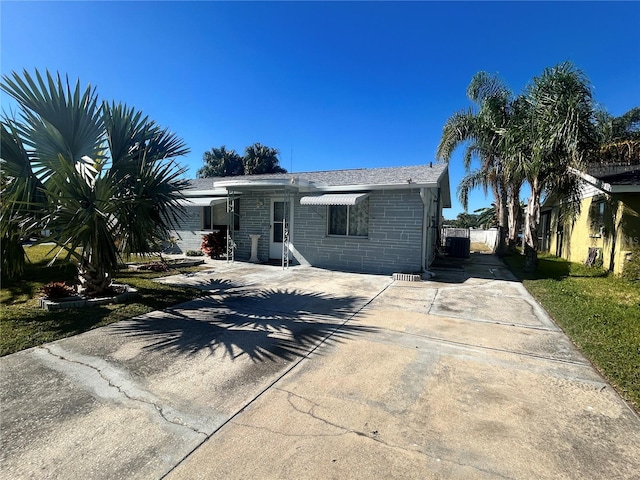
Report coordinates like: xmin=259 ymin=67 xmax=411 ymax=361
xmin=1 ymin=69 xmax=106 ymax=185
xmin=456 ymin=168 xmax=493 ymax=211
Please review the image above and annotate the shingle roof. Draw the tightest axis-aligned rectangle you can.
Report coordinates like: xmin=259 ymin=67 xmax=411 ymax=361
xmin=599 ymin=170 xmax=640 ymax=186
xmin=186 ymin=163 xmax=447 ymax=190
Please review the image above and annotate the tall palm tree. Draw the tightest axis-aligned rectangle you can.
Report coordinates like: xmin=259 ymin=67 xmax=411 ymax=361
xmin=243 ymin=143 xmax=286 ymax=175
xmin=502 ymin=95 xmax=529 ymax=249
xmin=512 ymin=62 xmax=598 ymax=270
xmin=196 ymin=145 xmax=243 ymax=178
xmin=437 ymin=72 xmax=514 ymax=254
xmin=1 ymin=70 xmax=189 ymax=294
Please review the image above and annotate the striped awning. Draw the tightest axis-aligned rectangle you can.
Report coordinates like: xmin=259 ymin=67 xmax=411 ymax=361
xmin=177 ymin=197 xmax=227 ymax=207
xmin=300 ymin=193 xmax=369 ymax=206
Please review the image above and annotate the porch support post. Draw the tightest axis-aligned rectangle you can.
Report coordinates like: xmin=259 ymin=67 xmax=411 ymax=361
xmin=282 ymin=187 xmax=291 ymax=269
xmin=226 ymin=192 xmax=235 ymax=263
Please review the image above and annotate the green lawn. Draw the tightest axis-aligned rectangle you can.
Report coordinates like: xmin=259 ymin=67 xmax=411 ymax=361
xmin=0 ymin=245 xmax=204 ymax=356
xmin=503 ymin=252 xmax=640 ymax=412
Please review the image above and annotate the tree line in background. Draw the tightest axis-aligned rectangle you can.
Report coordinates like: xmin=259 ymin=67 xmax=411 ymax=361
xmin=197 ymin=143 xmax=287 ymax=178
xmin=445 ymin=203 xmax=509 ymax=230
xmin=437 ymin=61 xmax=639 ymax=270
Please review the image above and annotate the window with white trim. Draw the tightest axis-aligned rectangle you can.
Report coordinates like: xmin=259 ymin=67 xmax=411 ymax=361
xmin=328 ymin=199 xmax=369 ymax=237
xmin=202 ymin=199 xmax=240 ymax=230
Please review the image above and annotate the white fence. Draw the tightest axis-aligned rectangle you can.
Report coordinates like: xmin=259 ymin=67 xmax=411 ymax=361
xmin=469 ymin=228 xmax=499 ymax=250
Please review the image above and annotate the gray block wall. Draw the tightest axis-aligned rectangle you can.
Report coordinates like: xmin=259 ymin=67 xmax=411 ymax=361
xmin=231 ymin=190 xmax=276 ymax=261
xmin=172 ymin=188 xmax=429 ymax=274
xmin=172 ymin=190 xmax=279 ymax=261
xmin=291 ymin=189 xmax=425 ymax=274
xmin=171 ymin=207 xmax=204 ymax=252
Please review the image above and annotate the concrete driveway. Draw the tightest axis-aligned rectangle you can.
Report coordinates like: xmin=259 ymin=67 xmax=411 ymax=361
xmin=1 ymin=255 xmax=639 ymax=479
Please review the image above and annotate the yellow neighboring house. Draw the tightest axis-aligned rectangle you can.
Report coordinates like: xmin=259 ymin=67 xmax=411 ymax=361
xmin=540 ymin=164 xmax=640 ymax=275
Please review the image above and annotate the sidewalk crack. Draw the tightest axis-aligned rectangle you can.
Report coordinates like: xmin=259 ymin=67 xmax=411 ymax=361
xmin=258 ymin=388 xmax=514 ymax=479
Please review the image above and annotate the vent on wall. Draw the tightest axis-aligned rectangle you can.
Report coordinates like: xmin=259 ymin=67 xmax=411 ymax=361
xmin=392 ymin=273 xmax=422 ymax=282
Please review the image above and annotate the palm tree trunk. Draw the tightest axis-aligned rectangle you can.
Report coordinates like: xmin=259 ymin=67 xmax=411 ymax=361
xmin=507 ymin=199 xmax=519 ymax=250
xmin=507 ymin=183 xmax=522 ymax=251
xmin=1 ymin=234 xmax=26 ymax=278
xmin=524 ymin=178 xmax=542 ymax=271
xmin=77 ymin=247 xmax=111 ymax=296
xmin=494 ymin=180 xmax=508 ymax=256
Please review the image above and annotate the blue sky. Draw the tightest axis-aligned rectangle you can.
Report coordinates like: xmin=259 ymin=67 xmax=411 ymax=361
xmin=2 ymin=1 xmax=639 ymax=218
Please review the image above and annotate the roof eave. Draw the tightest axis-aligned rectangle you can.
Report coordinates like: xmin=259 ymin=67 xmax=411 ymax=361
xmin=610 ymin=185 xmax=640 ymax=193
xmin=569 ymin=167 xmax=612 ymax=193
xmin=183 ymin=189 xmax=230 ymax=197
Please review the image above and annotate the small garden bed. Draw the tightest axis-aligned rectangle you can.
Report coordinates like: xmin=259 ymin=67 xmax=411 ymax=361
xmin=39 ymin=284 xmax=139 ymax=311
xmin=127 ymin=258 xmax=204 ymax=271
xmin=1 ymin=245 xmax=206 ymax=356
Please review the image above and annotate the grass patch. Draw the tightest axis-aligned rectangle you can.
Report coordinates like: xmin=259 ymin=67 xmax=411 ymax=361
xmin=1 ymin=245 xmax=204 ymax=356
xmin=470 ymin=242 xmax=493 ymax=253
xmin=503 ymin=251 xmax=640 ymax=411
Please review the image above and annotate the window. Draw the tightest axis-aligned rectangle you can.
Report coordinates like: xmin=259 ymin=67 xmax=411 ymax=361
xmin=229 ymin=198 xmax=240 ymax=231
xmin=202 ymin=199 xmax=240 ymax=231
xmin=588 ymin=196 xmax=607 ymax=235
xmin=202 ymin=206 xmax=212 ymax=230
xmin=328 ymin=199 xmax=369 ymax=237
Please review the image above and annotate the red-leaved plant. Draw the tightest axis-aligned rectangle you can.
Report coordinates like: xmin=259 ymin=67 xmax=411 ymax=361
xmin=201 ymin=230 xmax=226 ymax=259
xmin=41 ymin=281 xmax=76 ymax=299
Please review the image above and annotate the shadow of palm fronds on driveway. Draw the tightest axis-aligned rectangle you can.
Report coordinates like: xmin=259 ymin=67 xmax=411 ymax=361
xmin=113 ymin=287 xmax=376 ymax=363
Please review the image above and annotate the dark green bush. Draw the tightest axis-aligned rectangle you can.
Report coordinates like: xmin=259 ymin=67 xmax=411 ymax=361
xmin=622 ymin=245 xmax=640 ymax=282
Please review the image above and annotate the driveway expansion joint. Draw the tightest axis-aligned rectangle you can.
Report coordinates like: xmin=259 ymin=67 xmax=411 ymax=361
xmin=372 ymin=325 xmax=592 ymax=368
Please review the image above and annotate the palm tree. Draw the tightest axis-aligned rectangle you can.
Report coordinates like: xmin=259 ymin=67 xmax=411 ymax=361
xmin=593 ymin=107 xmax=640 ymax=165
xmin=243 ymin=143 xmax=286 ymax=175
xmin=512 ymin=62 xmax=598 ymax=270
xmin=502 ymin=95 xmax=528 ymax=249
xmin=1 ymin=70 xmax=189 ymax=294
xmin=196 ymin=146 xmax=243 ymax=178
xmin=474 ymin=204 xmax=499 ymax=229
xmin=437 ymin=72 xmax=513 ymax=254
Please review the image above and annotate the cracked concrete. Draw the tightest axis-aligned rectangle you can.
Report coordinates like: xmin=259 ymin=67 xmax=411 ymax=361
xmin=2 ymin=254 xmax=639 ymax=479
xmin=34 ymin=345 xmax=211 ymax=436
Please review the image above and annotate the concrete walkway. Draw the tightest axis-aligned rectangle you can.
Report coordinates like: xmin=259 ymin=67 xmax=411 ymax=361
xmin=1 ymin=254 xmax=639 ymax=479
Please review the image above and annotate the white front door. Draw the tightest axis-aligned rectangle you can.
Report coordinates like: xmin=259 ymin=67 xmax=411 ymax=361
xmin=270 ymin=199 xmax=286 ymax=259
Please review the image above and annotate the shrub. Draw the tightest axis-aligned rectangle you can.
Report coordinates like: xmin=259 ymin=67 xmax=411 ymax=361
xmin=622 ymin=245 xmax=640 ymax=282
xmin=201 ymin=230 xmax=226 ymax=259
xmin=41 ymin=281 xmax=76 ymax=299
xmin=186 ymin=250 xmax=204 ymax=257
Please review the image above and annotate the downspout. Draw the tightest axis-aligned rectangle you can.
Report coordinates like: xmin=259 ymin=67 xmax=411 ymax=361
xmin=435 ymin=186 xmax=442 ymax=251
xmin=420 ymin=188 xmax=428 ymax=271
xmin=420 ymin=188 xmax=436 ymax=278
xmin=430 ymin=187 xmax=442 ymax=276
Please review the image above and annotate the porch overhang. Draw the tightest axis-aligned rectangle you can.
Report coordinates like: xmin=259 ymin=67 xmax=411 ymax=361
xmin=300 ymin=192 xmax=370 ymax=206
xmin=177 ymin=197 xmax=228 ymax=207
